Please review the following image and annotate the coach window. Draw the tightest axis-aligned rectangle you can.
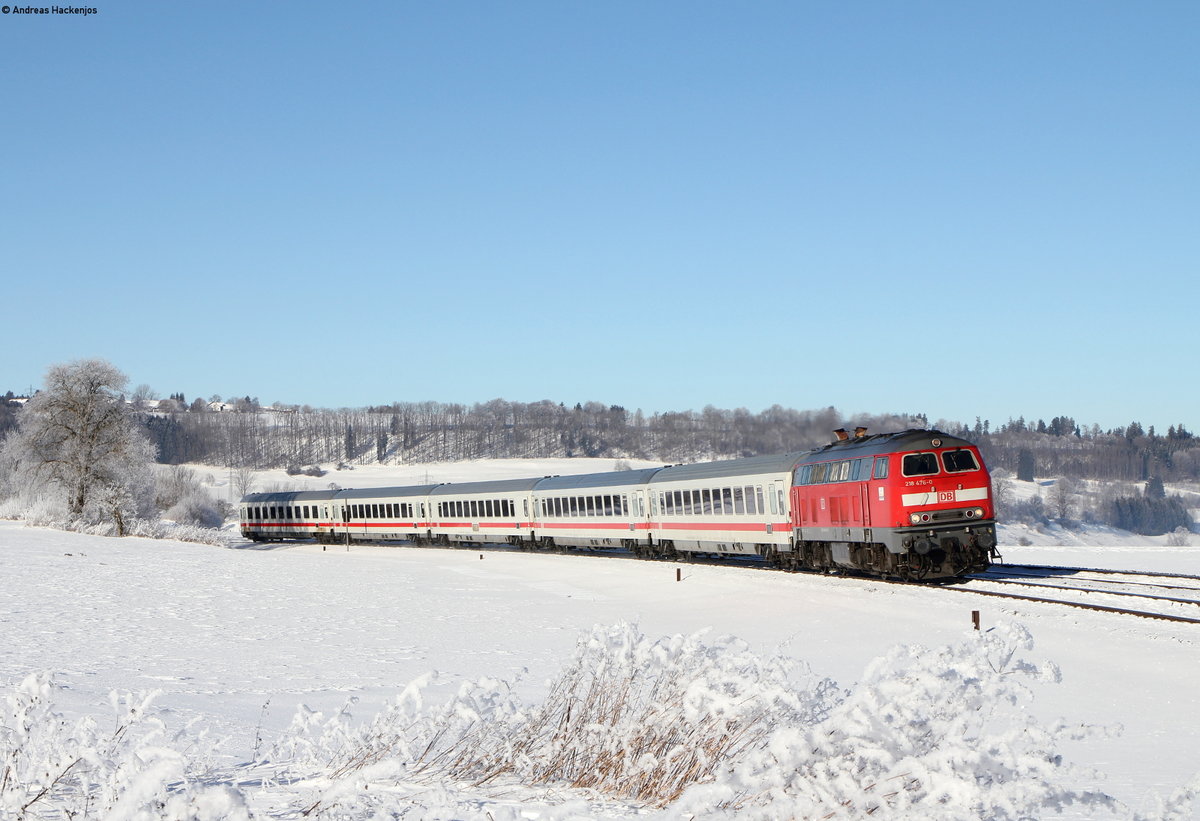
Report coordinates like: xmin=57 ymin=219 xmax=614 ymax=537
xmin=730 ymin=487 xmax=743 ymax=515
xmin=902 ymin=453 xmax=940 ymax=476
xmin=744 ymin=487 xmax=757 ymax=515
xmin=755 ymin=486 xmax=765 ymax=515
xmin=942 ymin=449 xmax=980 ymax=473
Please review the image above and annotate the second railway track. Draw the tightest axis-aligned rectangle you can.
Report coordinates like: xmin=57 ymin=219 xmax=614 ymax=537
xmin=952 ymin=564 xmax=1200 ymax=624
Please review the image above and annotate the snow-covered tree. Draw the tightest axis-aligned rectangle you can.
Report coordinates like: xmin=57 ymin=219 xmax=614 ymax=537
xmin=0 ymin=358 xmax=155 ymax=533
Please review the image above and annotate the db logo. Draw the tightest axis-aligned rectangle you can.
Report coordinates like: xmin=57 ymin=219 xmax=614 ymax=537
xmin=937 ymin=490 xmax=956 ymax=503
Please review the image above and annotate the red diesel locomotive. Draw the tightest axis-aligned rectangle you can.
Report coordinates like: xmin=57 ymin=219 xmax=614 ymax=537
xmin=786 ymin=428 xmax=997 ymax=579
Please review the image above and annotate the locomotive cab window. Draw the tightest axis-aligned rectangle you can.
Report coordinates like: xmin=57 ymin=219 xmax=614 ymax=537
xmin=942 ymin=449 xmax=980 ymax=473
xmin=902 ymin=452 xmax=940 ymax=476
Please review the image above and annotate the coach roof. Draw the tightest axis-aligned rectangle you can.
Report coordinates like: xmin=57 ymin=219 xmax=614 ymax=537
xmin=243 ymin=489 xmax=339 ymax=503
xmin=429 ymin=477 xmax=545 ymax=496
xmin=337 ymin=484 xmax=441 ymax=500
xmin=652 ymin=452 xmax=810 ymax=484
xmin=535 ymin=467 xmax=662 ymax=491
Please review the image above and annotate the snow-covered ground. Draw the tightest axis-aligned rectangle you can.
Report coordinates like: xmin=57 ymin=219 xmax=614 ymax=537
xmin=3 ymin=459 xmax=1199 ymax=818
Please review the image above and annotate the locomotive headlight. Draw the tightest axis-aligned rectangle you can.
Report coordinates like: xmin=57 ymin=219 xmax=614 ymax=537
xmin=965 ymin=509 xmax=975 ymax=519
xmin=974 ymin=508 xmax=984 ymax=519
xmin=910 ymin=513 xmax=922 ymax=524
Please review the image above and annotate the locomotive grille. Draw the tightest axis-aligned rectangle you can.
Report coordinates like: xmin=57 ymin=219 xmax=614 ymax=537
xmin=931 ymin=508 xmax=976 ymax=523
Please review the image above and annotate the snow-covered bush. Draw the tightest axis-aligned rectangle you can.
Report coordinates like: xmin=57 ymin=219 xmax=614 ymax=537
xmin=0 ymin=672 xmax=250 ymax=820
xmin=165 ymin=492 xmax=224 ymax=529
xmin=156 ymin=465 xmax=223 ymax=528
xmin=435 ymin=622 xmax=834 ymax=804
xmin=277 ymin=622 xmax=834 ymax=815
xmin=670 ymin=622 xmax=1119 ymax=820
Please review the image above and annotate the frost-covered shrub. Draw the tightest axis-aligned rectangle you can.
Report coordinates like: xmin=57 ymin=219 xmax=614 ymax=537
xmin=0 ymin=672 xmax=250 ymax=820
xmin=670 ymin=622 xmax=1119 ymax=820
xmin=280 ymin=623 xmax=834 ymax=815
xmin=156 ymin=465 xmax=222 ymax=529
xmin=436 ymin=622 xmax=834 ymax=804
xmin=1167 ymin=526 xmax=1192 ymax=547
xmin=166 ymin=492 xmax=224 ymax=528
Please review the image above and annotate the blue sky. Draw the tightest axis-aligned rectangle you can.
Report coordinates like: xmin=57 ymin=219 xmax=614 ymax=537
xmin=2 ymin=1 xmax=1197 ymax=432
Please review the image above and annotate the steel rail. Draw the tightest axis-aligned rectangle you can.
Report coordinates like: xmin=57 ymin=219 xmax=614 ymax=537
xmin=939 ymin=584 xmax=1200 ymax=625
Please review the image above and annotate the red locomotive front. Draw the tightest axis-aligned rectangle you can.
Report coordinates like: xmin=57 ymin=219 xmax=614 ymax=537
xmin=791 ymin=429 xmax=997 ymax=579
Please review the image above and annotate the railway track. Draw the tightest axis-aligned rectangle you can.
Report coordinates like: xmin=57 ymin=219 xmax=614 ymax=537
xmin=286 ymin=536 xmax=1200 ymax=624
xmin=951 ymin=564 xmax=1200 ymax=624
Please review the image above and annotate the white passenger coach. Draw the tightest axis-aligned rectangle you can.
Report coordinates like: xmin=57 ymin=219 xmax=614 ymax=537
xmin=241 ymin=455 xmax=808 ymax=560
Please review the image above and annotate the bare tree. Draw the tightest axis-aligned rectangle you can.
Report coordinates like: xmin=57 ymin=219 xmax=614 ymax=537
xmin=0 ymin=359 xmax=155 ymax=532
xmin=233 ymin=465 xmax=257 ymax=500
xmin=1050 ymin=477 xmax=1075 ymax=524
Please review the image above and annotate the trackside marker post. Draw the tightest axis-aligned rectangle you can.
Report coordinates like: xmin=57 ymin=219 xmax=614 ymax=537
xmin=972 ymin=610 xmax=981 ymax=630
xmin=676 ymin=568 xmax=682 ymax=582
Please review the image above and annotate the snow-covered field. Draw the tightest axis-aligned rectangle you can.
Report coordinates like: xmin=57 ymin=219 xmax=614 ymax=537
xmin=3 ymin=459 xmax=1199 ymax=818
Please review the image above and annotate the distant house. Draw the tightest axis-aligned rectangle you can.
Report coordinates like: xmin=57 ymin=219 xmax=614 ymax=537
xmin=208 ymin=401 xmax=235 ymax=412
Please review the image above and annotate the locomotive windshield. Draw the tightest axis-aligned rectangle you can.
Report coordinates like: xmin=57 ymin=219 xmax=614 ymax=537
xmin=902 ymin=452 xmax=940 ymax=476
xmin=942 ymin=449 xmax=980 ymax=472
